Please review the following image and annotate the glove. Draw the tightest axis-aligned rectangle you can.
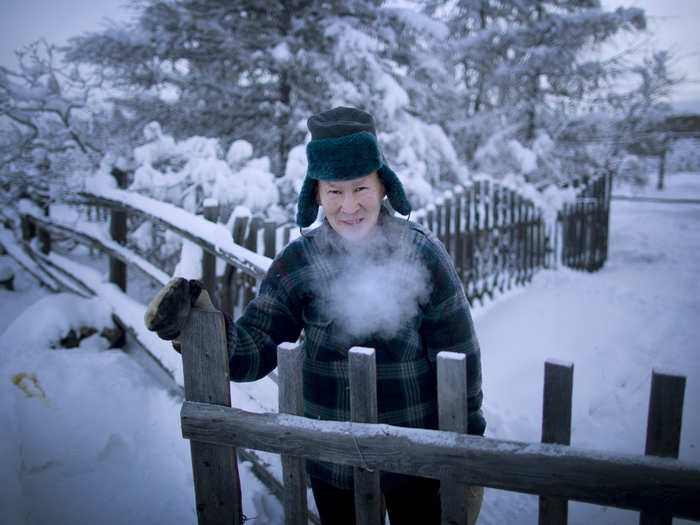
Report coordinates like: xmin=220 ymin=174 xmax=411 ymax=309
xmin=144 ymin=277 xmax=211 ymax=340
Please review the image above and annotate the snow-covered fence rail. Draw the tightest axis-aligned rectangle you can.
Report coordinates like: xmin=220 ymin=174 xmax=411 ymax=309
xmin=14 ymin=184 xmax=274 ymax=319
xmin=180 ymin=310 xmax=700 ymax=525
xmin=76 ymin=186 xmax=272 ymax=281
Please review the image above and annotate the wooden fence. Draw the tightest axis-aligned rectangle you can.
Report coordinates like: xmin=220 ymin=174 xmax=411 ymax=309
xmin=412 ymin=179 xmax=549 ymax=305
xmin=5 ymin=171 xmax=696 ymax=524
xmin=559 ymin=172 xmax=612 ymax=272
xmin=12 ymin=168 xmax=610 ymax=319
xmin=180 ymin=309 xmax=700 ymax=525
xmin=199 ymin=173 xmax=610 ymax=308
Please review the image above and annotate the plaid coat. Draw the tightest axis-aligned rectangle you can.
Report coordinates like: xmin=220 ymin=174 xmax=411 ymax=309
xmin=225 ymin=209 xmax=484 ymax=489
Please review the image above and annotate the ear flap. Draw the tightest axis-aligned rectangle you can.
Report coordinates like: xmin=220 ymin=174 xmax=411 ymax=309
xmin=377 ymin=165 xmax=412 ymax=216
xmin=296 ymin=177 xmax=320 ymax=228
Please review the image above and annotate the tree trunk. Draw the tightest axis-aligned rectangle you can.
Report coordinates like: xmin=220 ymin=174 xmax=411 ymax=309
xmin=657 ymin=149 xmax=666 ymax=190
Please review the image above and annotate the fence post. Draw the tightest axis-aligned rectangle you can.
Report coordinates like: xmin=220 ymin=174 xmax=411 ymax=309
xmin=263 ymin=221 xmax=277 ymax=259
xmin=277 ymin=343 xmax=308 ymax=525
xmin=37 ymin=203 xmax=52 ymax=255
xmin=539 ymin=360 xmax=574 ymax=525
xmin=444 ymin=194 xmax=453 ymax=256
xmin=639 ymin=371 xmax=686 ymax=525
xmin=180 ymin=308 xmax=242 ymax=525
xmin=109 ymin=167 xmax=128 ymax=291
xmin=243 ymin=217 xmax=264 ymax=306
xmin=222 ymin=216 xmax=249 ymax=315
xmin=438 ymin=351 xmax=468 ymax=525
xmin=349 ymin=347 xmax=382 ymax=525
xmin=21 ymin=214 xmax=36 ymax=242
xmin=453 ymin=187 xmax=464 ymax=284
xmin=202 ymin=201 xmax=219 ymax=307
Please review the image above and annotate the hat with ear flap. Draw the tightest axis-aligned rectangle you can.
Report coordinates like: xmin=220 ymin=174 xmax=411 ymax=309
xmin=296 ymin=106 xmax=412 ymax=228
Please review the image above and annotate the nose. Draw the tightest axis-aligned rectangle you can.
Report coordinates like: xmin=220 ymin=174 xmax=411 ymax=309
xmin=340 ymin=192 xmax=360 ymax=214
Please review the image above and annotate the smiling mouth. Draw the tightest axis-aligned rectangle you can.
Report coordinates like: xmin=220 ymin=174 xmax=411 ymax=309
xmin=340 ymin=218 xmax=364 ymax=226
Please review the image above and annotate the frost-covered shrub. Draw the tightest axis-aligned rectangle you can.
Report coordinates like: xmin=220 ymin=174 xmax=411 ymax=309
xmin=129 ymin=122 xmax=281 ymax=220
xmin=474 ymin=130 xmax=542 ymax=182
xmin=616 ymin=154 xmax=648 ymax=189
xmin=667 ymin=139 xmax=700 ymax=173
xmin=98 ymin=122 xmax=285 ymax=273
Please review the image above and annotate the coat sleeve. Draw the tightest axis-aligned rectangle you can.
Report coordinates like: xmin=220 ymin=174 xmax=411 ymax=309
xmin=224 ymin=247 xmax=305 ymax=382
xmin=419 ymin=234 xmax=486 ymax=436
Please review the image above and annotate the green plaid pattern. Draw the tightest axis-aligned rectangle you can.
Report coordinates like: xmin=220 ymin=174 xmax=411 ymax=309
xmin=225 ymin=210 xmax=484 ymax=489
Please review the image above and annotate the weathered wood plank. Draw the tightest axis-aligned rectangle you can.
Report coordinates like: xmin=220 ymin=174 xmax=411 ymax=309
xmin=180 ymin=401 xmax=700 ymax=520
xmin=277 ymin=343 xmax=308 ymax=525
xmin=438 ymin=352 xmax=468 ymax=525
xmin=202 ymin=202 xmax=219 ymax=308
xmin=181 ymin=309 xmax=242 ymax=525
xmin=108 ymin=167 xmax=128 ymax=292
xmin=539 ymin=360 xmax=574 ymax=525
xmin=78 ymin=190 xmax=269 ymax=279
xmin=349 ymin=347 xmax=382 ymax=525
xmin=640 ymin=371 xmax=686 ymax=525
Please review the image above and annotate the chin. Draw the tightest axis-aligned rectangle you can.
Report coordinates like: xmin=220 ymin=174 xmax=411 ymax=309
xmin=334 ymin=221 xmax=372 ymax=241
xmin=339 ymin=227 xmax=371 ymax=242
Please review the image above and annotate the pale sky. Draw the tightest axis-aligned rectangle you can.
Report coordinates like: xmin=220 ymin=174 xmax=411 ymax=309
xmin=0 ymin=0 xmax=698 ymax=109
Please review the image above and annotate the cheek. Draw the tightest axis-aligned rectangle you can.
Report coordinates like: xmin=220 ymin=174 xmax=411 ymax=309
xmin=363 ymin=191 xmax=384 ymax=210
xmin=319 ymin=195 xmax=339 ymax=214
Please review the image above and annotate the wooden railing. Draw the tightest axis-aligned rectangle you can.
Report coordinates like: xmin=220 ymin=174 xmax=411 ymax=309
xmin=180 ymin=309 xmax=700 ymax=525
xmin=4 ymin=170 xmax=622 ymax=523
xmin=12 ymin=168 xmax=611 ymax=318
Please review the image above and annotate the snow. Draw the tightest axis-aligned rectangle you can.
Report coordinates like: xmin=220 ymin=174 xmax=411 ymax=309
xmin=81 ymin=182 xmax=272 ymax=279
xmin=1 ymin=172 xmax=699 ymax=524
xmin=127 ymin=122 xmax=281 ymax=221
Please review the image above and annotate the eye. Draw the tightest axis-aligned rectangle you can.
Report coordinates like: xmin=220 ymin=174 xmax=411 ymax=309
xmin=354 ymin=186 xmax=368 ymax=192
xmin=328 ymin=189 xmax=342 ymax=196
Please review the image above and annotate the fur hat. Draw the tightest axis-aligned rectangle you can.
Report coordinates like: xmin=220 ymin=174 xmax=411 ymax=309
xmin=296 ymin=107 xmax=412 ymax=227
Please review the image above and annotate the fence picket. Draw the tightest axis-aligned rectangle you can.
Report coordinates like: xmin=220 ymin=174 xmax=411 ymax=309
xmin=454 ymin=188 xmax=464 ymax=284
xmin=243 ymin=217 xmax=263 ymax=306
xmin=180 ymin=309 xmax=242 ymax=525
xmin=349 ymin=347 xmax=382 ymax=525
xmin=438 ymin=352 xmax=469 ymax=525
xmin=109 ymin=167 xmax=128 ymax=292
xmin=277 ymin=344 xmax=308 ymax=525
xmin=202 ymin=201 xmax=219 ymax=307
xmin=640 ymin=371 xmax=686 ymax=525
xmin=539 ymin=361 xmax=574 ymax=525
xmin=264 ymin=221 xmax=277 ymax=259
xmin=444 ymin=195 xmax=453 ymax=256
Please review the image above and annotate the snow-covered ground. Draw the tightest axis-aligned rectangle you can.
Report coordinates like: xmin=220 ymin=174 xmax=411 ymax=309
xmin=1 ymin=172 xmax=699 ymax=525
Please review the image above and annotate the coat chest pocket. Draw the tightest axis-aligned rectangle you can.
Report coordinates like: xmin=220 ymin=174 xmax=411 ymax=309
xmin=302 ymin=304 xmax=345 ymax=361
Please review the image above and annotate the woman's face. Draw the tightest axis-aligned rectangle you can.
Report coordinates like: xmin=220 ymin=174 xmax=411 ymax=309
xmin=317 ymin=172 xmax=385 ymax=242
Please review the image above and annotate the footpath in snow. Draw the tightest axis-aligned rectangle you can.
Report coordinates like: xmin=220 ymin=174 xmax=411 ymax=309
xmin=1 ymin=172 xmax=699 ymax=524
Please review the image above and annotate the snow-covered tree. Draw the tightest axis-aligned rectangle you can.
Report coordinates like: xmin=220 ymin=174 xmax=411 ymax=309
xmin=64 ymin=0 xmax=462 ymax=197
xmin=0 ymin=40 xmax=107 ymax=205
xmin=433 ymin=0 xmax=647 ymax=170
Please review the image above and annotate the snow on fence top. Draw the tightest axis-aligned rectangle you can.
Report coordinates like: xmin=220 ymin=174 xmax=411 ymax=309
xmin=79 ymin=183 xmax=272 ymax=280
